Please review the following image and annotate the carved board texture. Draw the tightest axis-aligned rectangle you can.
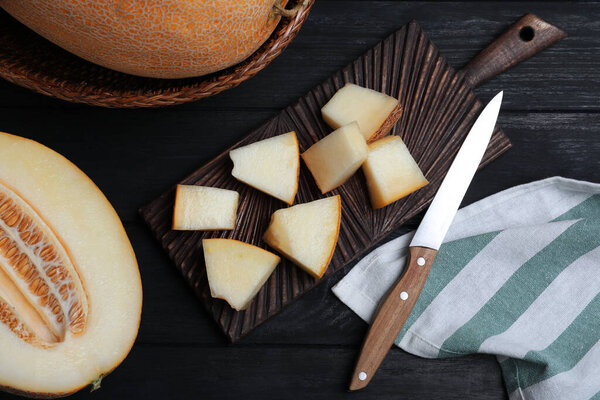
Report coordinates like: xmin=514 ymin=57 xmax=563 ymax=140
xmin=140 ymin=21 xmax=512 ymax=342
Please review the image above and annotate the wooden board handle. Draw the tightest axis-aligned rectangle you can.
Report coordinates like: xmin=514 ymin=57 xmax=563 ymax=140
xmin=349 ymin=246 xmax=438 ymax=391
xmin=459 ymin=14 xmax=566 ymax=88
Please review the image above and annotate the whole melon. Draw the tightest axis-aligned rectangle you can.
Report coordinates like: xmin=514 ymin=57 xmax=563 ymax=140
xmin=0 ymin=0 xmax=287 ymax=79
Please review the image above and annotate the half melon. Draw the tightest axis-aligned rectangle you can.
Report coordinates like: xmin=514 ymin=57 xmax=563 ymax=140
xmin=0 ymin=132 xmax=142 ymax=397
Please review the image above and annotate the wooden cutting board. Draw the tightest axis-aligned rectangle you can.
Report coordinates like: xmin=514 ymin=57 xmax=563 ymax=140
xmin=140 ymin=16 xmax=565 ymax=342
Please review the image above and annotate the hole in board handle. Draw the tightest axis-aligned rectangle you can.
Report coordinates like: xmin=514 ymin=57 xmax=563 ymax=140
xmin=519 ymin=26 xmax=535 ymax=42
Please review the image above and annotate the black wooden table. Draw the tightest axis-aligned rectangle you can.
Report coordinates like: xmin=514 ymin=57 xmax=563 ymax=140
xmin=0 ymin=1 xmax=598 ymax=399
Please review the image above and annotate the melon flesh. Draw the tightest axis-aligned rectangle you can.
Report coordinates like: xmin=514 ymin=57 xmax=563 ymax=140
xmin=230 ymin=132 xmax=299 ymax=205
xmin=0 ymin=132 xmax=141 ymax=397
xmin=263 ymin=196 xmax=341 ymax=278
xmin=301 ymin=123 xmax=368 ymax=194
xmin=203 ymin=239 xmax=280 ymax=311
xmin=172 ymin=185 xmax=238 ymax=230
xmin=362 ymin=136 xmax=429 ymax=209
xmin=321 ymin=83 xmax=401 ymax=142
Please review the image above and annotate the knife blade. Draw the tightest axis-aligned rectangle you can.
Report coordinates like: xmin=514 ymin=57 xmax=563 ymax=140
xmin=349 ymin=91 xmax=504 ymax=391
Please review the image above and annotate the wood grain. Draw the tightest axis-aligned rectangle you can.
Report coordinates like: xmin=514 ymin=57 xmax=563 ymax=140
xmin=460 ymin=14 xmax=567 ymax=87
xmin=350 ymin=246 xmax=437 ymax=390
xmin=368 ymin=101 xmax=404 ymax=143
xmin=140 ymin=21 xmax=512 ymax=342
xmin=0 ymin=1 xmax=594 ymax=111
xmin=52 ymin=345 xmax=505 ymax=400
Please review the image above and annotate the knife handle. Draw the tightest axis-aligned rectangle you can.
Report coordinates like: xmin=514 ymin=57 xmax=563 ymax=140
xmin=349 ymin=246 xmax=438 ymax=391
xmin=459 ymin=13 xmax=566 ymax=88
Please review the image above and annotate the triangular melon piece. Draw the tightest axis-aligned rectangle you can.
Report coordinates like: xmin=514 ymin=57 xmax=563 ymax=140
xmin=203 ymin=239 xmax=280 ymax=311
xmin=321 ymin=83 xmax=402 ymax=143
xmin=230 ymin=131 xmax=300 ymax=205
xmin=263 ymin=196 xmax=341 ymax=279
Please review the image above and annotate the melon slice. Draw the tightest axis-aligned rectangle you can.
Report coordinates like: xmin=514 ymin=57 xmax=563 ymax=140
xmin=321 ymin=83 xmax=402 ymax=142
xmin=0 ymin=132 xmax=141 ymax=397
xmin=362 ymin=136 xmax=429 ymax=209
xmin=301 ymin=123 xmax=368 ymax=194
xmin=172 ymin=185 xmax=238 ymax=230
xmin=203 ymin=239 xmax=280 ymax=311
xmin=263 ymin=196 xmax=341 ymax=279
xmin=230 ymin=131 xmax=299 ymax=205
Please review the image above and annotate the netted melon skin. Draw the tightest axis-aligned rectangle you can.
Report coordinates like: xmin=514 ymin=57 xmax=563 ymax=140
xmin=0 ymin=0 xmax=283 ymax=78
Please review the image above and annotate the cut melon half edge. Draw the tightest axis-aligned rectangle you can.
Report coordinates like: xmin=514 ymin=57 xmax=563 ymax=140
xmin=0 ymin=132 xmax=142 ymax=397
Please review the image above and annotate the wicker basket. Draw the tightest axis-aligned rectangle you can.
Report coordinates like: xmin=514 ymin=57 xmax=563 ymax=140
xmin=0 ymin=0 xmax=314 ymax=108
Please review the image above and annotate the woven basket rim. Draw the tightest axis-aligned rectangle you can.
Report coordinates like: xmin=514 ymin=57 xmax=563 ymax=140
xmin=0 ymin=0 xmax=314 ymax=108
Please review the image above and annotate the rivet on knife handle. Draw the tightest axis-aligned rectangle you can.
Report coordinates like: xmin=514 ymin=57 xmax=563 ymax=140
xmin=349 ymin=246 xmax=437 ymax=391
xmin=459 ymin=13 xmax=567 ymax=88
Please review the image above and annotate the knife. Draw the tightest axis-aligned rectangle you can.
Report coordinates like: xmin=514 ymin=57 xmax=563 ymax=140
xmin=349 ymin=91 xmax=504 ymax=391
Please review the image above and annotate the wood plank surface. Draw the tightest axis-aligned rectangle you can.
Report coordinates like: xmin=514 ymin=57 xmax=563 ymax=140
xmin=0 ymin=1 xmax=598 ymax=399
xmin=0 ymin=1 xmax=596 ymax=111
xmin=71 ymin=346 xmax=506 ymax=400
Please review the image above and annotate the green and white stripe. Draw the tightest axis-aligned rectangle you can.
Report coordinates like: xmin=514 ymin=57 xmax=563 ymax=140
xmin=333 ymin=177 xmax=600 ymax=400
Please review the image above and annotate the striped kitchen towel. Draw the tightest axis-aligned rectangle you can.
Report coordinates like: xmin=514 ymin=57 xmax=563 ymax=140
xmin=333 ymin=177 xmax=600 ymax=400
